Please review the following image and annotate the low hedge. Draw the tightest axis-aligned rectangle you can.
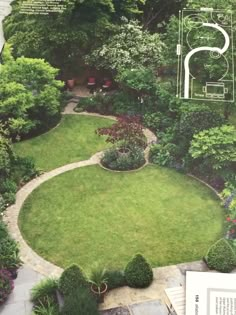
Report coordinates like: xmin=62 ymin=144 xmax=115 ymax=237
xmin=104 ymin=270 xmax=127 ymax=290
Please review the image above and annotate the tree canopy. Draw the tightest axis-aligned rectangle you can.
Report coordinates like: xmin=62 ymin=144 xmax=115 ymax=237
xmin=0 ymin=45 xmax=63 ymax=139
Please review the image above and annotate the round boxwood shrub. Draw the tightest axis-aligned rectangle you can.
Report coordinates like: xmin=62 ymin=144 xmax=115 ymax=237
xmin=205 ymin=238 xmax=236 ymax=273
xmin=0 ymin=269 xmax=14 ymax=304
xmin=59 ymin=264 xmax=88 ymax=296
xmin=124 ymin=254 xmax=153 ymax=288
xmin=62 ymin=287 xmax=99 ymax=315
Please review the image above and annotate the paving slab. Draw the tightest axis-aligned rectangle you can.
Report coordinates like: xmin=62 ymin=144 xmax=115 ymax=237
xmin=0 ymin=265 xmax=44 ymax=315
xmin=100 ymin=264 xmax=184 ymax=310
xmin=129 ymin=300 xmax=168 ymax=315
xmin=100 ymin=306 xmax=131 ymax=315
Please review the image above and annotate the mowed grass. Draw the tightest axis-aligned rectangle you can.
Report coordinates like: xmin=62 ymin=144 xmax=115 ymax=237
xmin=19 ymin=164 xmax=224 ymax=271
xmin=13 ymin=115 xmax=113 ymax=171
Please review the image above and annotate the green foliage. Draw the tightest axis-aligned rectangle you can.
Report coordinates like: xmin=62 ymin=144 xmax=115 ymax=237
xmin=0 ymin=126 xmax=12 ymax=176
xmin=31 ymin=278 xmax=59 ymax=304
xmin=10 ymin=156 xmax=40 ymax=184
xmin=189 ymin=125 xmax=236 ymax=170
xmin=85 ymin=19 xmax=165 ymax=73
xmin=4 ymin=0 xmax=125 ymax=75
xmin=0 ymin=179 xmax=17 ymax=195
xmin=149 ymin=143 xmax=178 ymax=167
xmin=32 ymin=296 xmax=59 ymax=315
xmin=124 ymin=254 xmax=153 ymax=288
xmin=89 ymin=267 xmax=107 ymax=294
xmin=0 ymin=221 xmax=8 ymax=239
xmin=142 ymin=0 xmax=186 ymax=32
xmin=104 ymin=270 xmax=127 ymax=290
xmin=178 ymin=106 xmax=225 ymax=140
xmin=59 ymin=264 xmax=88 ymax=296
xmin=0 ymin=46 xmax=63 ymax=138
xmin=206 ymin=239 xmax=236 ymax=273
xmin=101 ymin=146 xmax=145 ymax=171
xmin=61 ymin=287 xmax=99 ymax=315
xmin=0 ymin=235 xmax=21 ymax=269
xmin=116 ymin=67 xmax=157 ymax=94
xmin=143 ymin=112 xmax=173 ymax=133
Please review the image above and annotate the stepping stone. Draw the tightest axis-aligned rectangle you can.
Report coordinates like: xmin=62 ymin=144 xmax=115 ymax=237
xmin=100 ymin=306 xmax=131 ymax=315
xmin=129 ymin=300 xmax=168 ymax=315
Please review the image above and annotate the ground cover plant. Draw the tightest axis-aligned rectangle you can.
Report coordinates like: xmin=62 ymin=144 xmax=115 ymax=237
xmin=19 ymin=164 xmax=223 ymax=269
xmin=13 ymin=115 xmax=113 ymax=171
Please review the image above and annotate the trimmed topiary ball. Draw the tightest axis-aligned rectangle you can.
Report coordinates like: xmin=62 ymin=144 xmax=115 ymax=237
xmin=59 ymin=264 xmax=88 ymax=296
xmin=205 ymin=238 xmax=236 ymax=273
xmin=124 ymin=254 xmax=153 ymax=288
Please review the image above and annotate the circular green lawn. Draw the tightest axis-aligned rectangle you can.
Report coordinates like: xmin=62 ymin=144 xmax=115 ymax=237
xmin=19 ymin=165 xmax=224 ymax=271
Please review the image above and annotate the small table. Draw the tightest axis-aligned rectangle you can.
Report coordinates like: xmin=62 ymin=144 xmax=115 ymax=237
xmin=164 ymin=286 xmax=185 ymax=315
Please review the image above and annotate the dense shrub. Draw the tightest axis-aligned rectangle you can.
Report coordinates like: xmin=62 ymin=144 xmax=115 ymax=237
xmin=205 ymin=239 xmax=236 ymax=273
xmin=143 ymin=112 xmax=173 ymax=133
xmin=104 ymin=270 xmax=127 ymax=290
xmin=101 ymin=147 xmax=145 ymax=171
xmin=0 ymin=269 xmax=14 ymax=304
xmin=10 ymin=156 xmax=40 ymax=184
xmin=149 ymin=143 xmax=182 ymax=168
xmin=111 ymin=92 xmax=140 ymax=115
xmin=124 ymin=254 xmax=153 ymax=288
xmin=0 ymin=235 xmax=21 ymax=270
xmin=0 ymin=179 xmax=17 ymax=195
xmin=179 ymin=107 xmax=225 ymax=140
xmin=0 ymin=221 xmax=8 ymax=239
xmin=32 ymin=296 xmax=59 ymax=315
xmin=61 ymin=287 xmax=99 ymax=315
xmin=31 ymin=278 xmax=59 ymax=304
xmin=77 ymin=94 xmax=113 ymax=115
xmin=59 ymin=264 xmax=88 ymax=296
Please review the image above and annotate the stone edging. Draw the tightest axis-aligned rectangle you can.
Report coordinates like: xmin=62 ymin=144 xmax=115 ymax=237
xmin=98 ymin=160 xmax=148 ymax=173
xmin=187 ymin=174 xmax=223 ymax=201
xmin=3 ymin=155 xmax=101 ymax=277
xmin=2 ymin=106 xmax=223 ymax=277
xmin=3 ymin=108 xmax=157 ymax=276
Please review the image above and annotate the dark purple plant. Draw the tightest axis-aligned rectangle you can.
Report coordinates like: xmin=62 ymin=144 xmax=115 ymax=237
xmin=0 ymin=269 xmax=14 ymax=304
xmin=96 ymin=115 xmax=146 ymax=149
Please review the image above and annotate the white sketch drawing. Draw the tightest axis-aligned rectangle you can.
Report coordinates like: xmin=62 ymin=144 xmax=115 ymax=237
xmin=177 ymin=8 xmax=234 ymax=102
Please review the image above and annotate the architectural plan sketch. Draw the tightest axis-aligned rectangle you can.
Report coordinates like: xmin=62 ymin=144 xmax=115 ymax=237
xmin=177 ymin=8 xmax=234 ymax=102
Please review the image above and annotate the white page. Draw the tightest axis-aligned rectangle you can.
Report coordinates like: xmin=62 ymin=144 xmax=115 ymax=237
xmin=186 ymin=271 xmax=236 ymax=315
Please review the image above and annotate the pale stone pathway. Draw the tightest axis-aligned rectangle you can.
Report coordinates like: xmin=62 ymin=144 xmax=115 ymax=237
xmin=3 ymin=100 xmax=207 ymax=315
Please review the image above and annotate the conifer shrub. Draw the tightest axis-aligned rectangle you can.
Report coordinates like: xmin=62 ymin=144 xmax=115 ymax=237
xmin=124 ymin=254 xmax=153 ymax=288
xmin=61 ymin=287 xmax=99 ymax=315
xmin=205 ymin=238 xmax=236 ymax=273
xmin=58 ymin=264 xmax=88 ymax=296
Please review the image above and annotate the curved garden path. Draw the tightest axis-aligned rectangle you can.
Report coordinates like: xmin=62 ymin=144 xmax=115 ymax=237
xmin=2 ymin=101 xmax=215 ymax=313
xmin=3 ymin=102 xmax=157 ymax=277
